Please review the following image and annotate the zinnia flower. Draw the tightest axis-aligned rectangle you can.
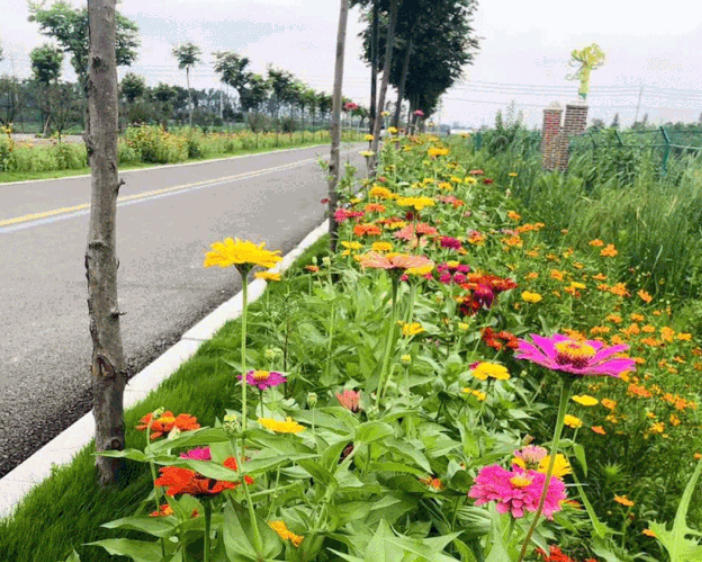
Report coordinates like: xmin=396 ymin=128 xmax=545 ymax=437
xmin=359 ymin=252 xmax=434 ymax=275
xmin=468 ymin=465 xmax=566 ymax=519
xmin=136 ymin=411 xmax=201 ymax=440
xmin=238 ymin=370 xmax=286 ymax=390
xmin=204 ymin=238 xmax=282 ymax=272
xmin=180 ymin=447 xmax=212 ymax=461
xmin=471 ymin=362 xmax=510 ymax=381
xmin=155 ymin=457 xmax=253 ymax=497
xmin=258 ymin=417 xmax=305 ymax=434
xmin=336 ymin=389 xmax=361 ymax=412
xmin=269 ymin=520 xmax=304 ymax=547
xmin=515 ymin=333 xmax=635 ymax=378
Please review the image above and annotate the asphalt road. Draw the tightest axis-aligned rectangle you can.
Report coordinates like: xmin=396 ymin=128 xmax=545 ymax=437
xmin=0 ymin=143 xmax=365 ymax=478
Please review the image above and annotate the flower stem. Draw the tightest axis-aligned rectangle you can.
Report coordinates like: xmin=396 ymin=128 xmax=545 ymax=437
xmin=377 ymin=275 xmax=400 ymax=406
xmin=240 ymin=275 xmax=249 ymax=432
xmin=517 ymin=376 xmax=574 ymax=562
xmin=203 ymin=500 xmax=212 ymax=562
xmin=146 ymin=420 xmax=167 ymax=560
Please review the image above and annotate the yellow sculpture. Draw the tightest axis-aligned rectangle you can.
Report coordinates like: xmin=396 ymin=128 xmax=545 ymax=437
xmin=567 ymin=44 xmax=605 ymax=100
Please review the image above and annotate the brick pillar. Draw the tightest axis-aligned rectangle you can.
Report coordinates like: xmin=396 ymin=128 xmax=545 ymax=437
xmin=541 ymin=103 xmax=563 ymax=170
xmin=559 ymin=102 xmax=589 ymax=170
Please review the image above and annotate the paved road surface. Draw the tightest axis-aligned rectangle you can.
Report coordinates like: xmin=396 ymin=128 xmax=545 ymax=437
xmin=0 ymin=144 xmax=365 ymax=478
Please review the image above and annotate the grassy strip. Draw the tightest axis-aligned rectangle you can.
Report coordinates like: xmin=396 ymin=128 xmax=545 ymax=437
xmin=0 ymin=139 xmax=339 ymax=184
xmin=0 ymin=236 xmax=331 ymax=562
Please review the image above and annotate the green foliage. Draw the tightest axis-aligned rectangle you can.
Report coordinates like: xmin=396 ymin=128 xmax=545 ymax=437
xmin=30 ymin=43 xmax=64 ymax=85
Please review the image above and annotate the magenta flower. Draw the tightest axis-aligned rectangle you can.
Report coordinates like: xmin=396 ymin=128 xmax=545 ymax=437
xmin=414 ymin=109 xmax=425 ymax=117
xmin=468 ymin=464 xmax=566 ymax=519
xmin=334 ymin=208 xmax=365 ymax=223
xmin=180 ymin=447 xmax=212 ymax=461
xmin=336 ymin=389 xmax=361 ymax=412
xmin=238 ymin=370 xmax=287 ymax=390
xmin=515 ymin=333 xmax=635 ymax=378
xmin=440 ymin=236 xmax=463 ymax=250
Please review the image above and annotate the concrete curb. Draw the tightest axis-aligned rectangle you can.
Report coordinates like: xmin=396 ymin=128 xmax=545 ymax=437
xmin=0 ymin=218 xmax=330 ymax=520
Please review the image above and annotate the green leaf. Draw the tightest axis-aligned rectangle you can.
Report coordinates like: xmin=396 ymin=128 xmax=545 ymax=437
xmin=61 ymin=549 xmax=81 ymax=562
xmin=355 ymin=421 xmax=394 ymax=444
xmin=367 ymin=461 xmax=427 ymax=477
xmin=86 ymin=539 xmax=163 ymax=562
xmin=101 ymin=515 xmax=177 ymax=538
xmin=484 ymin=505 xmax=510 ymax=562
xmin=572 ymin=443 xmax=587 ymax=476
xmin=95 ymin=448 xmax=146 ymax=462
xmin=147 ymin=428 xmax=230 ymax=455
xmin=648 ymin=459 xmax=702 ymax=562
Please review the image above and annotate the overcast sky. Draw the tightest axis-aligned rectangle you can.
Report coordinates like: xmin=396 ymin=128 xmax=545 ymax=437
xmin=2 ymin=0 xmax=702 ymax=129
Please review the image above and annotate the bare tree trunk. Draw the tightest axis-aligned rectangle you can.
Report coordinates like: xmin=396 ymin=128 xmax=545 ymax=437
xmin=328 ymin=0 xmax=349 ymax=253
xmin=86 ymin=0 xmax=127 ymax=487
xmin=187 ymin=66 xmax=193 ymax=128
xmin=393 ymin=35 xmax=413 ymax=129
xmin=369 ymin=0 xmax=379 ymax=135
xmin=370 ymin=0 xmax=399 ymax=175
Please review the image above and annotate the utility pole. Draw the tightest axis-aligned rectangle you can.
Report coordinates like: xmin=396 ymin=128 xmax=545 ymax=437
xmin=634 ymin=84 xmax=643 ymax=125
xmin=437 ymin=97 xmax=443 ymax=134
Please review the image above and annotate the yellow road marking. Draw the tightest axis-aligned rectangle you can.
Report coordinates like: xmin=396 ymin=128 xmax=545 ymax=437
xmin=0 ymin=156 xmax=319 ymax=228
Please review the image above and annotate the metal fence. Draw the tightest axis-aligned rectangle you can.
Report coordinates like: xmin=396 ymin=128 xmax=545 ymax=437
xmin=570 ymin=127 xmax=702 ymax=174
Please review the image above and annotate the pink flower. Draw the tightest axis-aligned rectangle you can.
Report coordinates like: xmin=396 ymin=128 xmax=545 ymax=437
xmin=238 ymin=370 xmax=287 ymax=390
xmin=336 ymin=389 xmax=361 ymax=412
xmin=180 ymin=447 xmax=212 ymax=461
xmin=439 ymin=236 xmax=463 ymax=250
xmin=344 ymin=102 xmax=358 ymax=111
xmin=515 ymin=334 xmax=636 ymax=378
xmin=513 ymin=445 xmax=548 ymax=469
xmin=468 ymin=465 xmax=566 ymax=519
xmin=414 ymin=109 xmax=425 ymax=117
xmin=334 ymin=208 xmax=365 ymax=223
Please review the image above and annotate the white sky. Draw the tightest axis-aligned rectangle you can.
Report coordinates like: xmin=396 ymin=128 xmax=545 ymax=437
xmin=1 ymin=0 xmax=702 ymax=129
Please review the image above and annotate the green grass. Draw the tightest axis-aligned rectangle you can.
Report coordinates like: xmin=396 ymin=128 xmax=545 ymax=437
xmin=0 ymin=237 xmax=331 ymax=562
xmin=0 ymin=139 xmax=342 ymax=184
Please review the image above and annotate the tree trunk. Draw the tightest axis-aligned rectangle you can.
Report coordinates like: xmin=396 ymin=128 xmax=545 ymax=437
xmin=328 ymin=0 xmax=349 ymax=253
xmin=370 ymin=0 xmax=399 ymax=175
xmin=86 ymin=0 xmax=127 ymax=487
xmin=393 ymin=35 xmax=413 ymax=129
xmin=187 ymin=66 xmax=193 ymax=128
xmin=369 ymin=0 xmax=379 ymax=135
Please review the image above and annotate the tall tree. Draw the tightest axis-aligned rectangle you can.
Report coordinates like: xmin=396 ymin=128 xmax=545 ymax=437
xmin=239 ymin=73 xmax=270 ymax=114
xmin=328 ymin=0 xmax=350 ymax=252
xmin=29 ymin=1 xmax=140 ymax=85
xmin=267 ymin=66 xmax=296 ymax=125
xmin=370 ymin=0 xmax=399 ymax=174
xmin=213 ymin=51 xmax=250 ymax=105
xmin=85 ymin=0 xmax=127 ymax=486
xmin=30 ymin=43 xmax=64 ymax=136
xmin=172 ymin=42 xmax=201 ymax=127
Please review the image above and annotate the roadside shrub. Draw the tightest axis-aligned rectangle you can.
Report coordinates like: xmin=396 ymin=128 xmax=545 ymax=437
xmin=52 ymin=142 xmax=86 ymax=170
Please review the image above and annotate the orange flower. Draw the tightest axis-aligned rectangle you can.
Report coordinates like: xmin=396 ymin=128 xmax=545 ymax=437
xmin=364 ymin=203 xmax=386 ymax=213
xmin=592 ymin=273 xmax=607 ymax=281
xmin=628 ymin=384 xmax=652 ymax=398
xmin=591 ymin=426 xmax=606 ymax=435
xmin=305 ymin=265 xmax=320 ymax=273
xmin=155 ymin=458 xmax=254 ymax=497
xmin=610 ymin=283 xmax=629 ymax=297
xmin=589 ymin=239 xmax=604 ymax=247
xmin=353 ymin=223 xmax=382 ymax=237
xmin=638 ymin=289 xmax=652 ymax=303
xmin=614 ymin=495 xmax=635 ymax=507
xmin=419 ymin=476 xmax=445 ymax=491
xmin=600 ymin=244 xmax=618 ymax=257
xmin=136 ymin=411 xmax=200 ymax=440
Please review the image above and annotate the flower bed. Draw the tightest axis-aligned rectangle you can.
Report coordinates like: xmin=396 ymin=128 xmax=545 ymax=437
xmin=58 ymin=135 xmax=701 ymax=561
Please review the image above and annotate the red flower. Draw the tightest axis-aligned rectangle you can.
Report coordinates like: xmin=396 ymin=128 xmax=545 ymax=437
xmin=155 ymin=457 xmax=254 ymax=498
xmin=483 ymin=178 xmax=494 ymax=185
xmin=136 ymin=411 xmax=201 ymax=440
xmin=536 ymin=546 xmax=578 ymax=562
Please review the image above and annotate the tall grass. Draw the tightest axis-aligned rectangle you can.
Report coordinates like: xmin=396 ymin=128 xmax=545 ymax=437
xmin=452 ymin=128 xmax=702 ymax=301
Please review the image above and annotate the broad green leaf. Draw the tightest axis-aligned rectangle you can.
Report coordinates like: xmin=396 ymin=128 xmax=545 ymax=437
xmin=222 ymin=502 xmax=261 ymax=562
xmin=95 ymin=448 xmax=146 ymax=462
xmin=101 ymin=515 xmax=177 ymax=538
xmin=484 ymin=505 xmax=510 ymax=562
xmin=86 ymin=539 xmax=163 ymax=562
xmin=61 ymin=550 xmax=81 ymax=562
xmin=368 ymin=462 xmax=427 ymax=477
xmin=355 ymin=421 xmax=394 ymax=444
xmin=147 ymin=428 xmax=230 ymax=455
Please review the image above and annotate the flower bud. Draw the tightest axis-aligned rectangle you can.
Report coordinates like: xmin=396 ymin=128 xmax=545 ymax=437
xmin=401 ymin=354 xmax=412 ymax=365
xmin=307 ymin=392 xmax=318 ymax=407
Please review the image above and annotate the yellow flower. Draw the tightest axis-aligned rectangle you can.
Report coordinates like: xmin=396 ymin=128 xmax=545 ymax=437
xmin=428 ymin=146 xmax=450 ymax=157
xmin=471 ymin=362 xmax=510 ymax=381
xmin=396 ymin=196 xmax=435 ymax=211
xmin=369 ymin=185 xmax=395 ymax=199
xmin=258 ymin=417 xmax=305 ymax=434
xmin=521 ymin=291 xmax=543 ymax=303
xmin=571 ymin=394 xmax=598 ymax=406
xmin=642 ymin=528 xmax=657 ymax=538
xmin=513 ymin=453 xmax=571 ymax=478
xmin=564 ymin=415 xmax=583 ymax=429
xmin=371 ymin=241 xmax=393 ymax=252
xmin=507 ymin=211 xmax=521 ymax=221
xmin=255 ymin=271 xmax=281 ymax=282
xmin=388 ymin=126 xmax=398 ymax=134
xmin=614 ymin=495 xmax=635 ymax=507
xmin=268 ymin=521 xmax=304 ymax=547
xmin=204 ymin=238 xmax=282 ymax=271
xmin=364 ymin=134 xmax=374 ymax=141
xmin=341 ymin=241 xmax=363 ymax=251
xmin=462 ymin=388 xmax=487 ymax=401
xmin=398 ymin=321 xmax=425 ymax=337
xmin=508 ymin=172 xmax=518 ymax=177
xmin=457 ymin=322 xmax=470 ymax=331
xmin=360 ymin=150 xmax=375 ymax=158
